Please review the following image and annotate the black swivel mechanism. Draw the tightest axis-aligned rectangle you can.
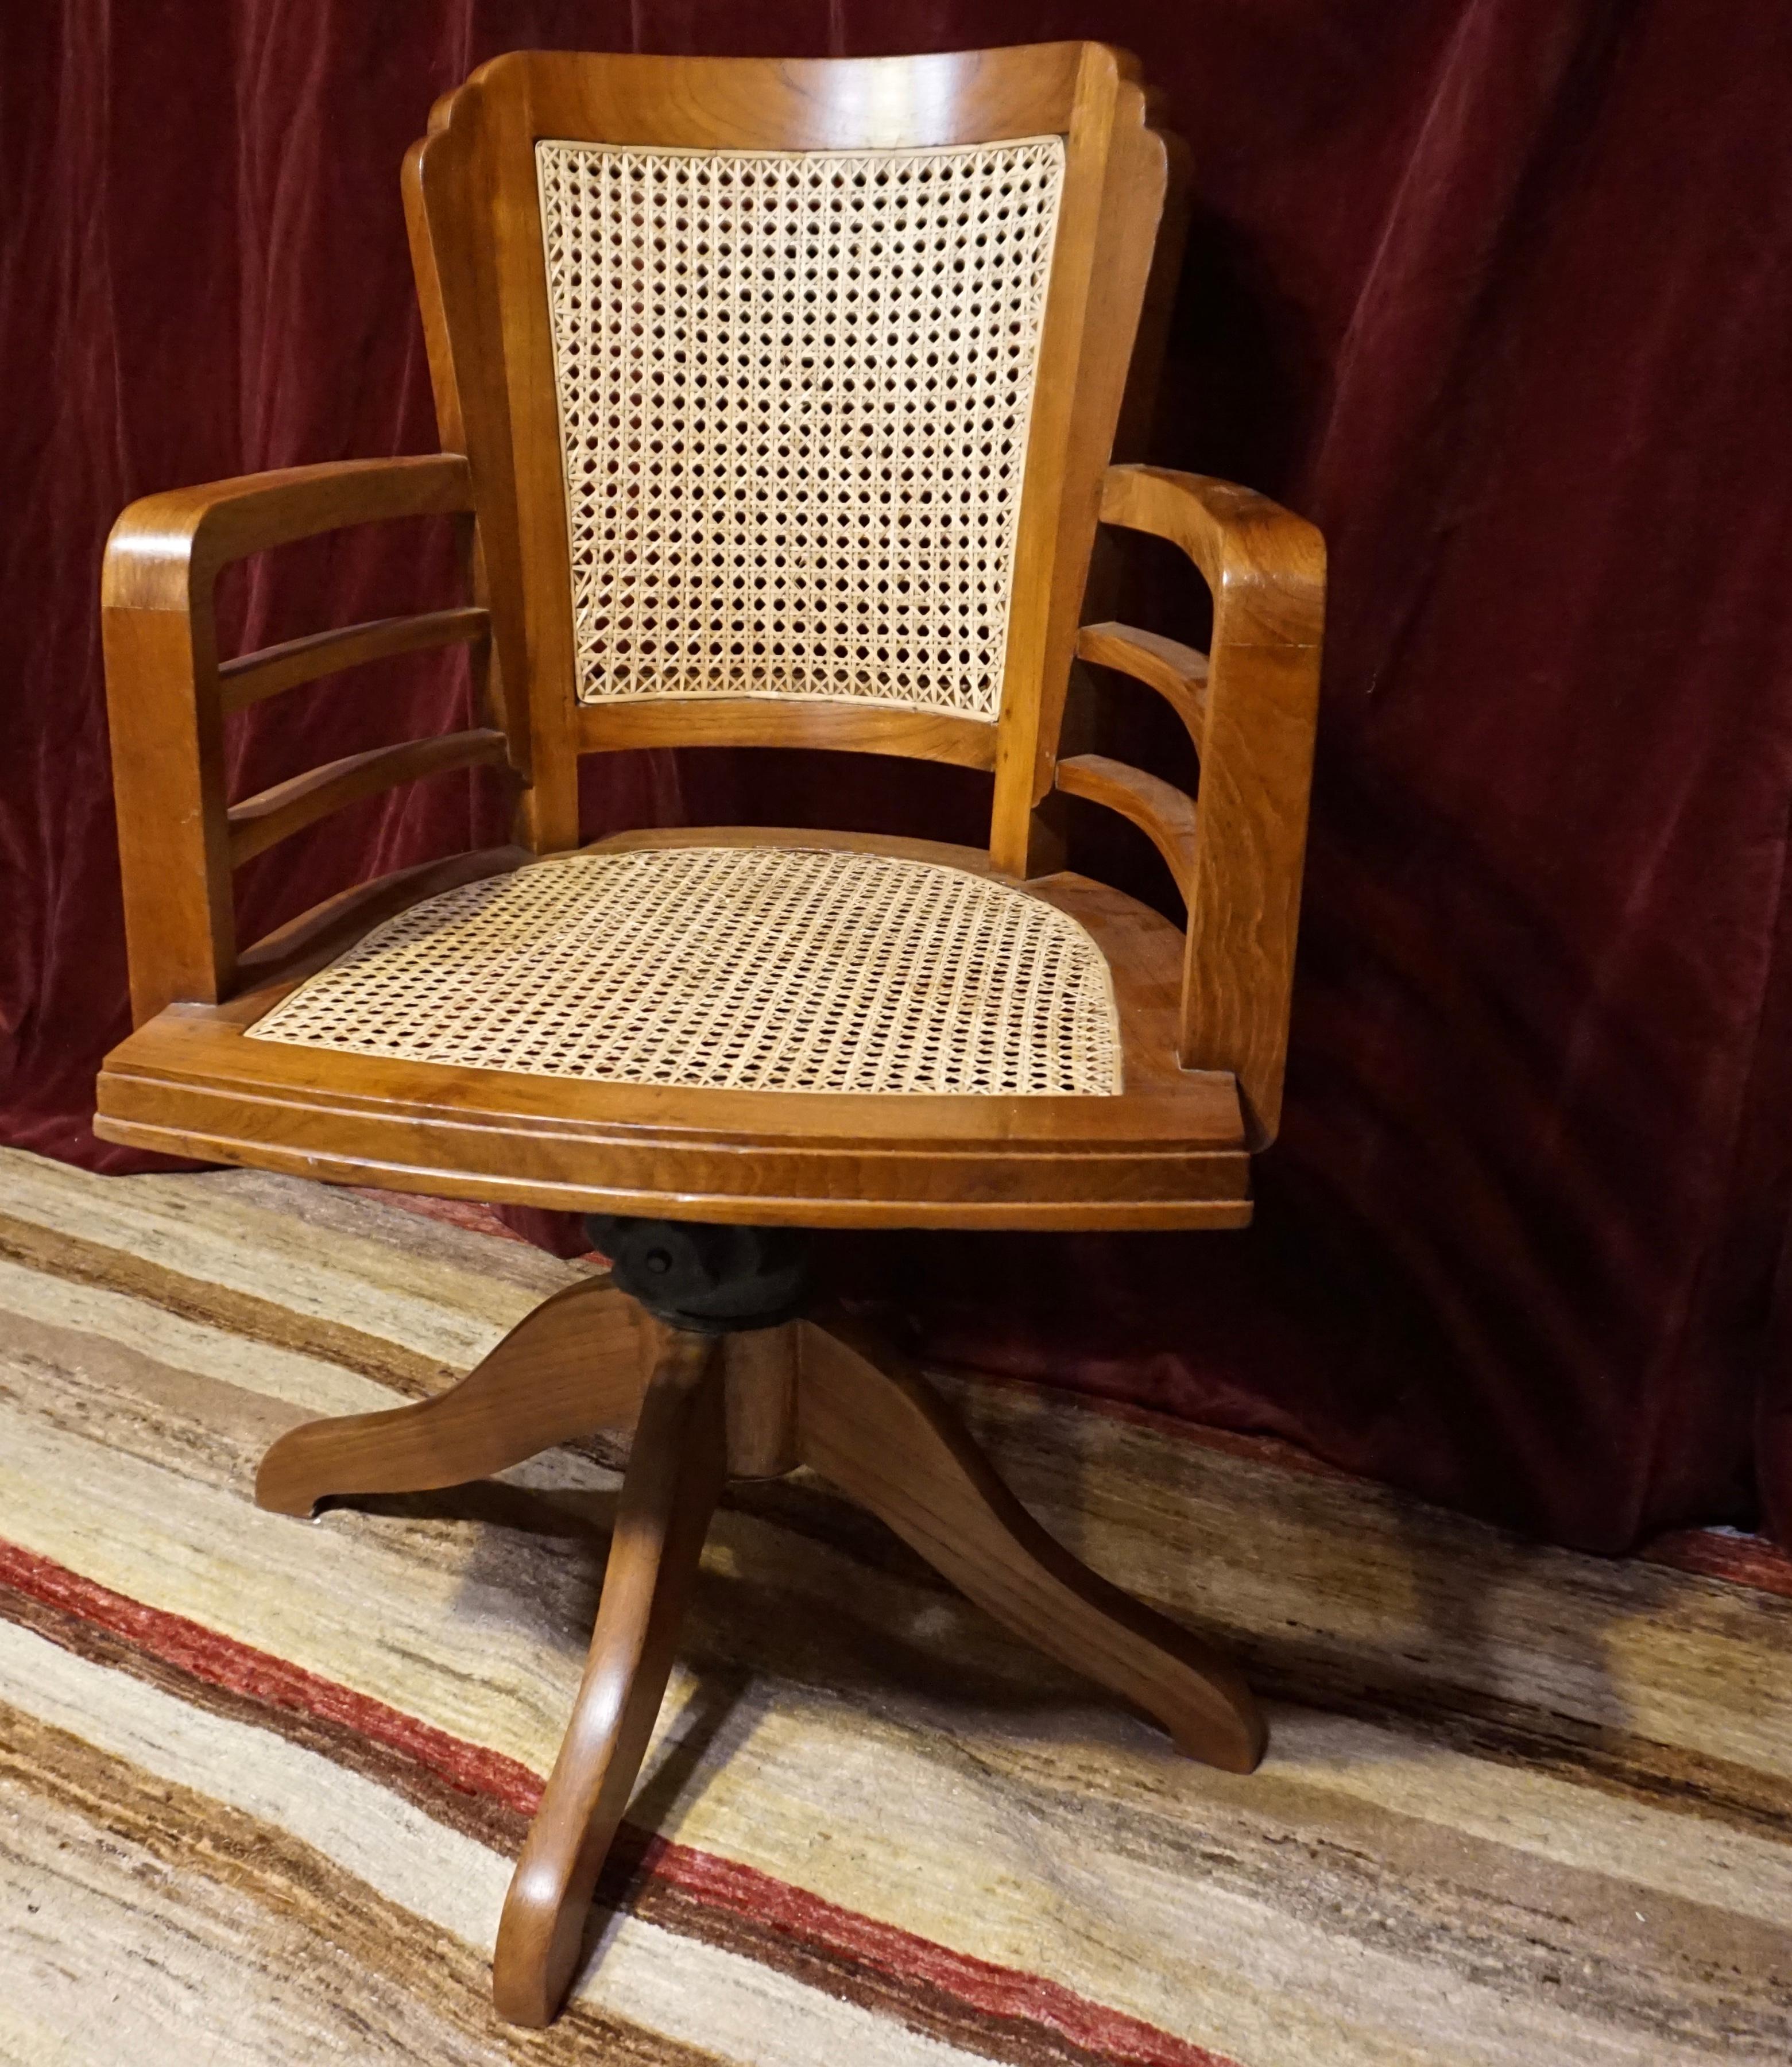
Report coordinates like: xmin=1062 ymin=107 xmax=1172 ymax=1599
xmin=582 ymin=1216 xmax=814 ymax=1334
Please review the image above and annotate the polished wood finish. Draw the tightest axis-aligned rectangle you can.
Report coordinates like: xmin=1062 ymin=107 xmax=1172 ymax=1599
xmin=1074 ymin=621 xmax=1209 ymax=746
xmin=796 ymin=1309 xmax=1265 ymax=1771
xmin=990 ymin=50 xmax=1171 ymax=874
xmin=218 ymin=606 xmax=490 ymax=714
xmin=257 ymin=1275 xmax=1264 ymax=2025
xmin=1055 ymin=752 xmax=1199 ymax=903
xmin=628 ymin=1315 xmax=802 ymax=1479
xmin=1094 ymin=465 xmax=1325 ymax=1144
xmin=99 ymin=41 xmax=1326 ymax=1197
xmin=255 ymin=1275 xmax=645 ymax=1515
xmin=574 ymin=700 xmax=998 ymax=771
xmin=95 ymin=830 xmax=1253 ymax=1232
xmin=103 ymin=456 xmax=475 ymax=610
xmin=226 ymin=727 xmax=513 ymax=865
xmin=720 ymin=1323 xmax=801 ymax=1478
xmin=100 ymin=602 xmax=236 ymax=1023
xmin=92 ymin=1031 xmax=1252 ymax=1229
xmin=584 ymin=823 xmax=1002 ymax=869
xmin=493 ymin=1330 xmax=725 ymax=2027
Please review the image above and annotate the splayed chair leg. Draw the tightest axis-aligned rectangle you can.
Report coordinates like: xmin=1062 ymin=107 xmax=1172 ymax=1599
xmin=795 ymin=1307 xmax=1267 ymax=1774
xmin=493 ymin=1330 xmax=726 ymax=2026
xmin=254 ymin=1276 xmax=647 ymax=1516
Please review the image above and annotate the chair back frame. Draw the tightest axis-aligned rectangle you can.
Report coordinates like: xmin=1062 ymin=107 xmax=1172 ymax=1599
xmin=401 ymin=44 xmax=1172 ymax=872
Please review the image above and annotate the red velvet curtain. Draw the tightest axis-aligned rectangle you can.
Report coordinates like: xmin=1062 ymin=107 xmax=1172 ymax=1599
xmin=5 ymin=1 xmax=1790 ymax=1551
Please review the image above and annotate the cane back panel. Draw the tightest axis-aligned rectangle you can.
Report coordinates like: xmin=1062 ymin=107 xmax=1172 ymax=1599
xmin=536 ymin=138 xmax=1065 ymax=718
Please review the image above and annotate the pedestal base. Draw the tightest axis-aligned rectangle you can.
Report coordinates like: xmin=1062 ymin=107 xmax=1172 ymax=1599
xmin=255 ymin=1225 xmax=1266 ymax=2027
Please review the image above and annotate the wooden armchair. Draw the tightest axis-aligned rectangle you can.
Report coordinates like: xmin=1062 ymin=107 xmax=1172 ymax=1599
xmin=95 ymin=45 xmax=1322 ymax=2026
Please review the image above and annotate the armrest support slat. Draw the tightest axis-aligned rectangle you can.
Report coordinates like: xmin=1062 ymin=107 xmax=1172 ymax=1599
xmin=1075 ymin=621 xmax=1209 ymax=748
xmin=102 ymin=454 xmax=487 ymax=1023
xmin=1055 ymin=753 xmax=1198 ymax=904
xmin=227 ymin=728 xmax=513 ymax=866
xmin=219 ymin=606 xmax=490 ymax=713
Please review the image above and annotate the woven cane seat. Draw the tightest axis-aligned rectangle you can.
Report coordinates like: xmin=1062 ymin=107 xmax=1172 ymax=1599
xmin=247 ymin=845 xmax=1123 ymax=1098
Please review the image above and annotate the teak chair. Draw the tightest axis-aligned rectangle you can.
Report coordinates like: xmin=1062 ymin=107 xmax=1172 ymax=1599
xmin=94 ymin=45 xmax=1322 ymax=2026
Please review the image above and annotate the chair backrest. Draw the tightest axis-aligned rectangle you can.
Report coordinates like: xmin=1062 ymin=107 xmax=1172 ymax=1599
xmin=402 ymin=45 xmax=1172 ymax=869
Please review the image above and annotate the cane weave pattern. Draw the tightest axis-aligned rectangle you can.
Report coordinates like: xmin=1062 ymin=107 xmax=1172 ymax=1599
xmin=246 ymin=846 xmax=1122 ymax=1097
xmin=535 ymin=136 xmax=1066 ymax=717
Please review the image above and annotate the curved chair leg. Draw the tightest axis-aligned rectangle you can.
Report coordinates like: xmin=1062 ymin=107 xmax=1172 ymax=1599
xmin=256 ymin=1276 xmax=647 ymax=1516
xmin=795 ymin=1309 xmax=1267 ymax=1774
xmin=494 ymin=1331 xmax=725 ymax=2027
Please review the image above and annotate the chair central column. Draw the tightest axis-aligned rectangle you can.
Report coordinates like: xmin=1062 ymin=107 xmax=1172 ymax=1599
xmin=586 ymin=1215 xmax=812 ymax=1480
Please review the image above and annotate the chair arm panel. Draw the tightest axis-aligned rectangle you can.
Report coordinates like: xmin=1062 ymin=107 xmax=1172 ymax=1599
xmin=1095 ymin=464 xmax=1325 ymax=1145
xmin=100 ymin=455 xmax=479 ymax=1025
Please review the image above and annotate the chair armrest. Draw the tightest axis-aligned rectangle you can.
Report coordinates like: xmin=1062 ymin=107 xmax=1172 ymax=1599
xmin=1090 ymin=463 xmax=1324 ymax=1146
xmin=102 ymin=455 xmax=474 ymax=610
xmin=101 ymin=456 xmax=482 ymax=1024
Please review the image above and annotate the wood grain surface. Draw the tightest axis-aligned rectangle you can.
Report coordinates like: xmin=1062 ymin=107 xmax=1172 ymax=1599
xmin=493 ymin=1330 xmax=725 ymax=2026
xmin=254 ymin=1275 xmax=646 ymax=1516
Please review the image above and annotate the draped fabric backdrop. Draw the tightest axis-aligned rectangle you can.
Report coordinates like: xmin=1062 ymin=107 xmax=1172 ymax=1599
xmin=5 ymin=0 xmax=1790 ymax=1551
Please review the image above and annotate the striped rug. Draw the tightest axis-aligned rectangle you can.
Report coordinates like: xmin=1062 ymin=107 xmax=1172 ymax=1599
xmin=0 ymin=1144 xmax=1787 ymax=2065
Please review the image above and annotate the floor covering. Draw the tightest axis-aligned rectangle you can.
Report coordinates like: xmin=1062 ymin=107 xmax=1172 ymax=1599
xmin=0 ymin=1144 xmax=1787 ymax=2064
